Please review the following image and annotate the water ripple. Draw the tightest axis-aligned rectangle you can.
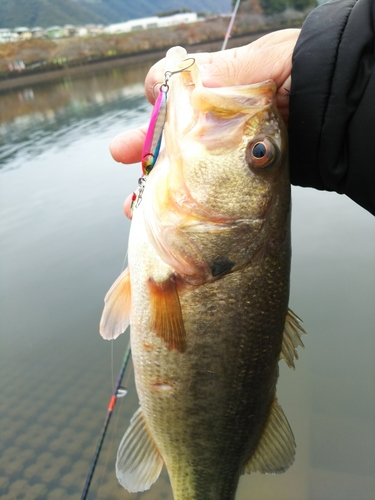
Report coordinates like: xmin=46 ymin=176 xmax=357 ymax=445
xmin=0 ymin=81 xmax=149 ymax=172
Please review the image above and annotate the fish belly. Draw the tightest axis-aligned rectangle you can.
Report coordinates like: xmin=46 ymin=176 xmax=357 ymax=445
xmin=130 ymin=237 xmax=290 ymax=500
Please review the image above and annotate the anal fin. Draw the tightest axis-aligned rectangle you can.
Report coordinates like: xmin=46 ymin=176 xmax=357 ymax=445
xmin=116 ymin=407 xmax=163 ymax=492
xmin=148 ymin=275 xmax=186 ymax=352
xmin=100 ymin=267 xmax=131 ymax=340
xmin=244 ymin=398 xmax=295 ymax=475
xmin=280 ymin=309 xmax=306 ymax=369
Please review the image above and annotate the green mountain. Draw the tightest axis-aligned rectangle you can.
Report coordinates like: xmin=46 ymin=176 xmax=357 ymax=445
xmin=0 ymin=0 xmax=232 ymax=29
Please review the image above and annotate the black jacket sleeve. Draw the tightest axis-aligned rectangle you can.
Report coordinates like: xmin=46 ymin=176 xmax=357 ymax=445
xmin=288 ymin=0 xmax=375 ymax=215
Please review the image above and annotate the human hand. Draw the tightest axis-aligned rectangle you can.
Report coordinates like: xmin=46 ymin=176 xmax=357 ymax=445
xmin=110 ymin=29 xmax=300 ymax=217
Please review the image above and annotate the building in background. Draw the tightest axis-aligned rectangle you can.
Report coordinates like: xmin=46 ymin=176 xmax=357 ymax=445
xmin=104 ymin=12 xmax=199 ymax=35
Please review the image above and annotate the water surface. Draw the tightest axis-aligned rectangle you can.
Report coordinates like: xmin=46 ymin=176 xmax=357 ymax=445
xmin=0 ymin=61 xmax=374 ymax=500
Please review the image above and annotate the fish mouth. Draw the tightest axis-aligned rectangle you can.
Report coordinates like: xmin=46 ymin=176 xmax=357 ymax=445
xmin=165 ymin=47 xmax=277 ymax=133
xmin=163 ymin=47 xmax=278 ymax=156
xmin=191 ymin=82 xmax=277 ymax=115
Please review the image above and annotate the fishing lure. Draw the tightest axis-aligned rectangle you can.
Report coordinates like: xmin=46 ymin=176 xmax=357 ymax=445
xmin=131 ymin=58 xmax=195 ymax=212
xmin=141 ymin=83 xmax=168 ymax=176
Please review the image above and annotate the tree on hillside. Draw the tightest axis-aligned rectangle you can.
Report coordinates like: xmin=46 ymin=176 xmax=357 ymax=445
xmin=233 ymin=0 xmax=263 ymax=14
xmin=259 ymin=0 xmax=286 ymax=15
xmin=260 ymin=0 xmax=316 ymax=15
xmin=0 ymin=0 xmax=103 ymax=29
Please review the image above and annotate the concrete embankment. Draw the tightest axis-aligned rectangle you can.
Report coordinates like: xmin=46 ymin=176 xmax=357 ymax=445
xmin=0 ymin=32 xmax=265 ymax=92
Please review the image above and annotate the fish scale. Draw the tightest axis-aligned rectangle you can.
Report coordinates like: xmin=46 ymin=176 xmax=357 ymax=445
xmin=100 ymin=46 xmax=305 ymax=500
xmin=130 ymin=260 xmax=288 ymax=500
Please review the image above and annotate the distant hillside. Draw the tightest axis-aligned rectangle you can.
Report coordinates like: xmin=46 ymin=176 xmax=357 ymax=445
xmin=0 ymin=0 xmax=232 ymax=29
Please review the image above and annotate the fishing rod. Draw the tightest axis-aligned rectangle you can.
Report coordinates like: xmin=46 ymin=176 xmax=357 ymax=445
xmin=222 ymin=0 xmax=242 ymax=51
xmin=81 ymin=341 xmax=131 ymax=500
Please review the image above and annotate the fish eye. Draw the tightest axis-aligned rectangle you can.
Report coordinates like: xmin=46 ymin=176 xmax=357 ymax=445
xmin=252 ymin=142 xmax=267 ymax=159
xmin=246 ymin=138 xmax=278 ymax=170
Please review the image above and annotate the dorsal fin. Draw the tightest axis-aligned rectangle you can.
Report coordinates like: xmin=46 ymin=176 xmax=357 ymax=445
xmin=100 ymin=267 xmax=131 ymax=340
xmin=116 ymin=407 xmax=163 ymax=492
xmin=243 ymin=398 xmax=295 ymax=475
xmin=280 ymin=309 xmax=306 ymax=369
xmin=148 ymin=275 xmax=187 ymax=352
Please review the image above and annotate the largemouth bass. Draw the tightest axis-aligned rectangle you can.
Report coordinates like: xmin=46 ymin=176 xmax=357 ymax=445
xmin=100 ymin=46 xmax=304 ymax=500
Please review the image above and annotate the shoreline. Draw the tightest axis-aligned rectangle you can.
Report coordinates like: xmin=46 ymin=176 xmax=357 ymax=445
xmin=0 ymin=32 xmax=263 ymax=93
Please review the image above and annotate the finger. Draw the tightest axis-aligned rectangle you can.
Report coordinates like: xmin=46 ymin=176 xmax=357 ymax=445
xmin=197 ymin=29 xmax=300 ymax=89
xmin=144 ymin=52 xmax=219 ymax=103
xmin=123 ymin=193 xmax=133 ymax=219
xmin=109 ymin=126 xmax=147 ymax=164
xmin=200 ymin=44 xmax=289 ymax=89
xmin=145 ymin=58 xmax=166 ymax=104
xmin=144 ymin=29 xmax=299 ymax=102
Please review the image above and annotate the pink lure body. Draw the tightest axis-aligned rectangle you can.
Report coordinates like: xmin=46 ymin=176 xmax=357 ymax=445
xmin=141 ymin=87 xmax=168 ymax=175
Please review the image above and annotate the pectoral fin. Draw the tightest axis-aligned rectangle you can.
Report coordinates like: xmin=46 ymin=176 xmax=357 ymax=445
xmin=149 ymin=275 xmax=187 ymax=352
xmin=100 ymin=267 xmax=131 ymax=340
xmin=116 ymin=407 xmax=163 ymax=492
xmin=244 ymin=398 xmax=295 ymax=474
xmin=280 ymin=309 xmax=306 ymax=369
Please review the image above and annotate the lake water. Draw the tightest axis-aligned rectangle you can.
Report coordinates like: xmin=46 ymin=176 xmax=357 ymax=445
xmin=0 ymin=59 xmax=374 ymax=500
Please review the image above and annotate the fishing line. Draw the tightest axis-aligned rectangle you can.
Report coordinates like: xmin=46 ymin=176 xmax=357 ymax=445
xmin=120 ymin=248 xmax=128 ymax=274
xmin=111 ymin=339 xmax=114 ymax=393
